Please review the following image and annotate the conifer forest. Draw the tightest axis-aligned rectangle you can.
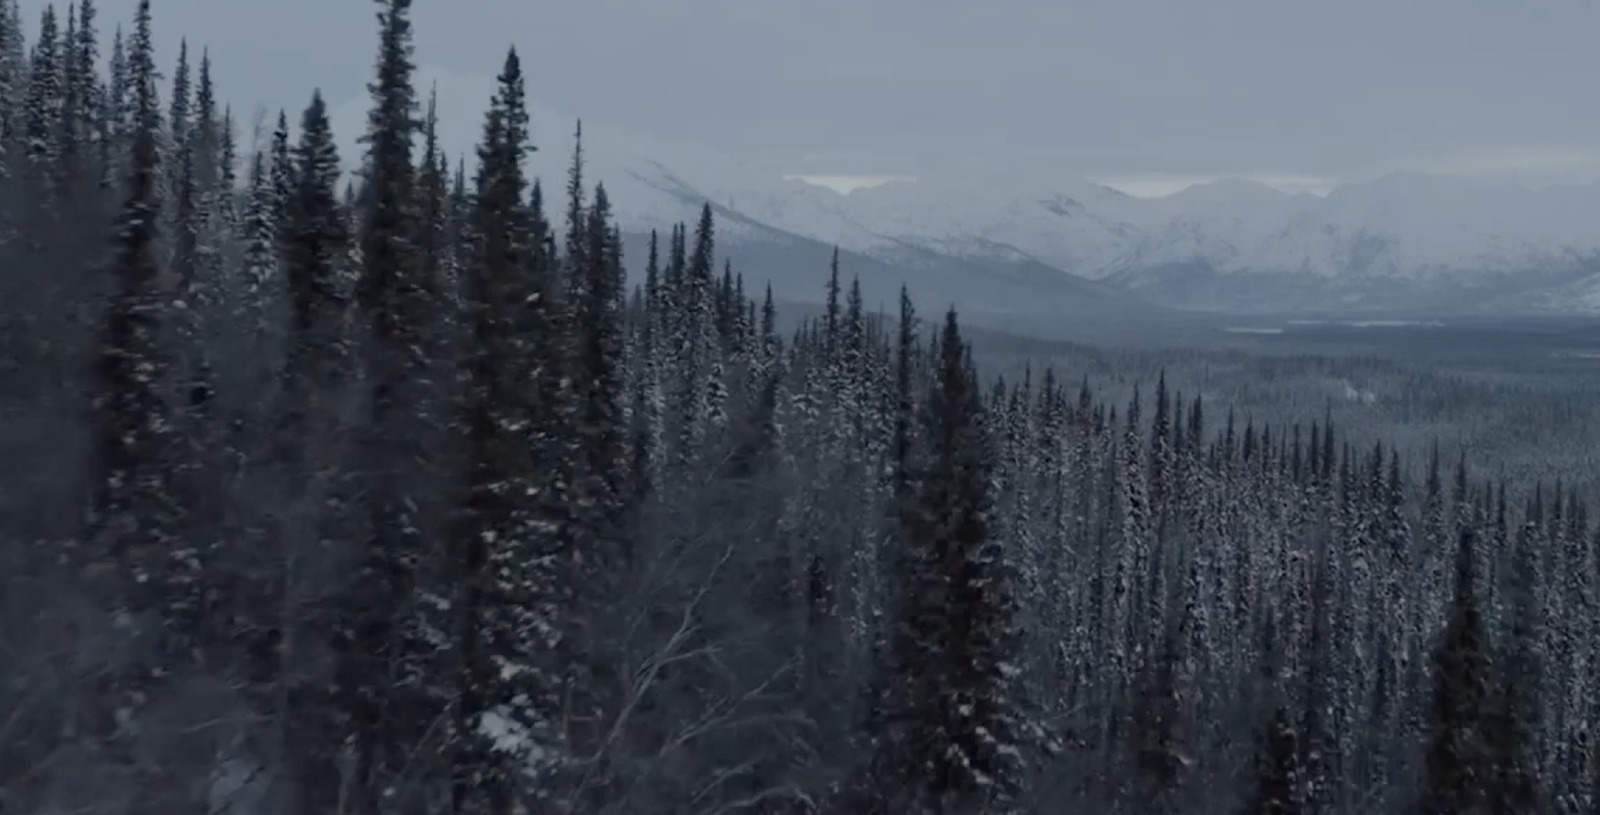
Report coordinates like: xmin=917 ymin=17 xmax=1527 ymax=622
xmin=4 ymin=1 xmax=1600 ymax=813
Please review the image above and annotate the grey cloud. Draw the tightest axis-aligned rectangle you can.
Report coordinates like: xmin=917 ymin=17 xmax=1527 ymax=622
xmin=21 ymin=0 xmax=1600 ymax=185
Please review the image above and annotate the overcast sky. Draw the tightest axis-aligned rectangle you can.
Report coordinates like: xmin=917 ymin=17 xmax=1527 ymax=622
xmin=20 ymin=0 xmax=1600 ymax=195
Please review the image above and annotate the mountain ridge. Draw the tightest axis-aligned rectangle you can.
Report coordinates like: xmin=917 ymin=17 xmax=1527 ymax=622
xmin=328 ymin=66 xmax=1600 ymax=317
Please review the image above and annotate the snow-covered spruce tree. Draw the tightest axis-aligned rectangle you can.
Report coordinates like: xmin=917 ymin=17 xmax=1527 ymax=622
xmin=867 ymin=310 xmax=1025 ymax=814
xmin=668 ymin=203 xmax=717 ymax=465
xmin=188 ymin=49 xmax=219 ymax=195
xmin=197 ymin=100 xmax=239 ymax=359
xmin=100 ymin=21 xmax=128 ymax=185
xmin=838 ymin=274 xmax=887 ymax=651
xmin=85 ymin=17 xmax=209 ymax=806
xmin=237 ymin=149 xmax=281 ymax=346
xmin=279 ymin=90 xmax=348 ymax=453
xmin=166 ymin=38 xmax=189 ymax=155
xmin=23 ymin=3 xmax=62 ymax=201
xmin=270 ymin=87 xmax=352 ymax=815
xmin=1484 ymin=501 xmax=1546 ymax=815
xmin=1109 ymin=385 xmax=1157 ymax=749
xmin=626 ymin=229 xmax=666 ymax=501
xmin=1244 ymin=614 xmax=1304 ymax=815
xmin=861 ymin=284 xmax=920 ymax=740
xmin=414 ymin=84 xmax=451 ymax=308
xmin=1417 ymin=444 xmax=1450 ymax=655
xmin=1129 ymin=593 xmax=1190 ymax=815
xmin=91 ymin=0 xmax=180 ymax=622
xmin=1419 ymin=526 xmax=1494 ymax=815
xmin=1375 ymin=450 xmax=1413 ymax=774
xmin=167 ymin=105 xmax=202 ymax=365
xmin=451 ymin=47 xmax=565 ymax=813
xmin=154 ymin=38 xmax=189 ymax=277
xmin=56 ymin=0 xmax=100 ymax=192
xmin=443 ymin=148 xmax=471 ymax=305
xmin=267 ymin=109 xmax=291 ymax=236
xmin=562 ymin=117 xmax=585 ymax=281
xmin=569 ymin=181 xmax=629 ymax=569
xmin=162 ymin=71 xmax=235 ymax=565
xmin=343 ymin=0 xmax=451 ymax=808
xmin=1149 ymin=370 xmax=1174 ymax=516
xmin=0 ymin=0 xmax=23 ymax=180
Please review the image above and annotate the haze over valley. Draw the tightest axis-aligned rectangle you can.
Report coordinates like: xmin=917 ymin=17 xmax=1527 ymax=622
xmin=328 ymin=66 xmax=1600 ymax=323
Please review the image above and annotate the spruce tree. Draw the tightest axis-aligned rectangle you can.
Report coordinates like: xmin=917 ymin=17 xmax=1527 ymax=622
xmin=268 ymin=109 xmax=292 ymax=230
xmin=571 ymin=181 xmax=628 ymax=555
xmin=190 ymin=48 xmax=217 ymax=191
xmin=823 ymin=247 xmax=841 ymax=361
xmin=872 ymin=310 xmax=1024 ymax=813
xmin=239 ymin=148 xmax=281 ymax=341
xmin=564 ymin=118 xmax=585 ymax=279
xmin=672 ymin=203 xmax=716 ymax=464
xmin=453 ymin=47 xmax=555 ymax=812
xmin=628 ymin=228 xmax=665 ymax=501
xmin=345 ymin=1 xmax=438 ymax=809
xmin=274 ymin=88 xmax=350 ymax=814
xmin=0 ymin=0 xmax=23 ymax=172
xmin=415 ymin=83 xmax=452 ymax=309
xmin=56 ymin=0 xmax=98 ymax=187
xmin=23 ymin=4 xmax=61 ymax=196
xmin=167 ymin=37 xmax=189 ymax=152
xmin=1421 ymin=527 xmax=1494 ymax=815
xmin=1243 ymin=613 xmax=1302 ymax=815
xmin=1485 ymin=505 xmax=1545 ymax=814
xmin=100 ymin=22 xmax=127 ymax=183
xmin=281 ymin=90 xmax=346 ymax=405
xmin=90 ymin=0 xmax=194 ymax=707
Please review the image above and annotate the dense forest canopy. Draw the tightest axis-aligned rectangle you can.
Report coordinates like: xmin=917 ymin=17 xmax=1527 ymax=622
xmin=0 ymin=1 xmax=1595 ymax=813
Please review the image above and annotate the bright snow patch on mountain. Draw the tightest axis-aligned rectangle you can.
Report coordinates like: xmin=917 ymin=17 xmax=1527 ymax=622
xmin=783 ymin=174 xmax=913 ymax=193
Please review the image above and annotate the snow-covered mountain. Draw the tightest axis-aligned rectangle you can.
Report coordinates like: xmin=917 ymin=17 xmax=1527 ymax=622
xmin=321 ymin=67 xmax=1184 ymax=342
xmin=325 ymin=67 xmax=1600 ymax=317
xmin=765 ymin=173 xmax=1600 ymax=314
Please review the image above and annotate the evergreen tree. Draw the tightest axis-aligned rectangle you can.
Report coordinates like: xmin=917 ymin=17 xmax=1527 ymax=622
xmin=672 ymin=203 xmax=716 ymax=464
xmin=414 ymin=83 xmax=451 ymax=308
xmin=100 ymin=22 xmax=127 ymax=182
xmin=345 ymin=1 xmax=440 ymax=809
xmin=281 ymin=90 xmax=346 ymax=403
xmin=872 ymin=310 xmax=1024 ymax=813
xmin=1245 ymin=614 xmax=1303 ymax=815
xmin=272 ymin=88 xmax=350 ymax=813
xmin=268 ymin=109 xmax=291 ymax=229
xmin=239 ymin=148 xmax=281 ymax=340
xmin=0 ymin=0 xmax=24 ymax=175
xmin=57 ymin=0 xmax=98 ymax=187
xmin=564 ymin=117 xmax=585 ymax=279
xmin=88 ymin=0 xmax=194 ymax=747
xmin=167 ymin=37 xmax=189 ymax=152
xmin=453 ymin=47 xmax=557 ymax=812
xmin=23 ymin=4 xmax=62 ymax=196
xmin=190 ymin=48 xmax=217 ymax=191
xmin=571 ymin=181 xmax=628 ymax=553
xmin=1420 ymin=527 xmax=1494 ymax=815
xmin=1485 ymin=502 xmax=1546 ymax=814
xmin=628 ymin=228 xmax=665 ymax=501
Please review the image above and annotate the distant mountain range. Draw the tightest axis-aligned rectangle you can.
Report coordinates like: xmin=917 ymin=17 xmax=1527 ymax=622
xmin=328 ymin=67 xmax=1600 ymax=322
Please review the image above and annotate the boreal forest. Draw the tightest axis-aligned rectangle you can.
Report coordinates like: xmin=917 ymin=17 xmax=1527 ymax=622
xmin=0 ymin=1 xmax=1595 ymax=814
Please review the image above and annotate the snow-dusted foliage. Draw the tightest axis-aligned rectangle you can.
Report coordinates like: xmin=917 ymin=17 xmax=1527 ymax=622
xmin=2 ymin=3 xmax=1600 ymax=815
